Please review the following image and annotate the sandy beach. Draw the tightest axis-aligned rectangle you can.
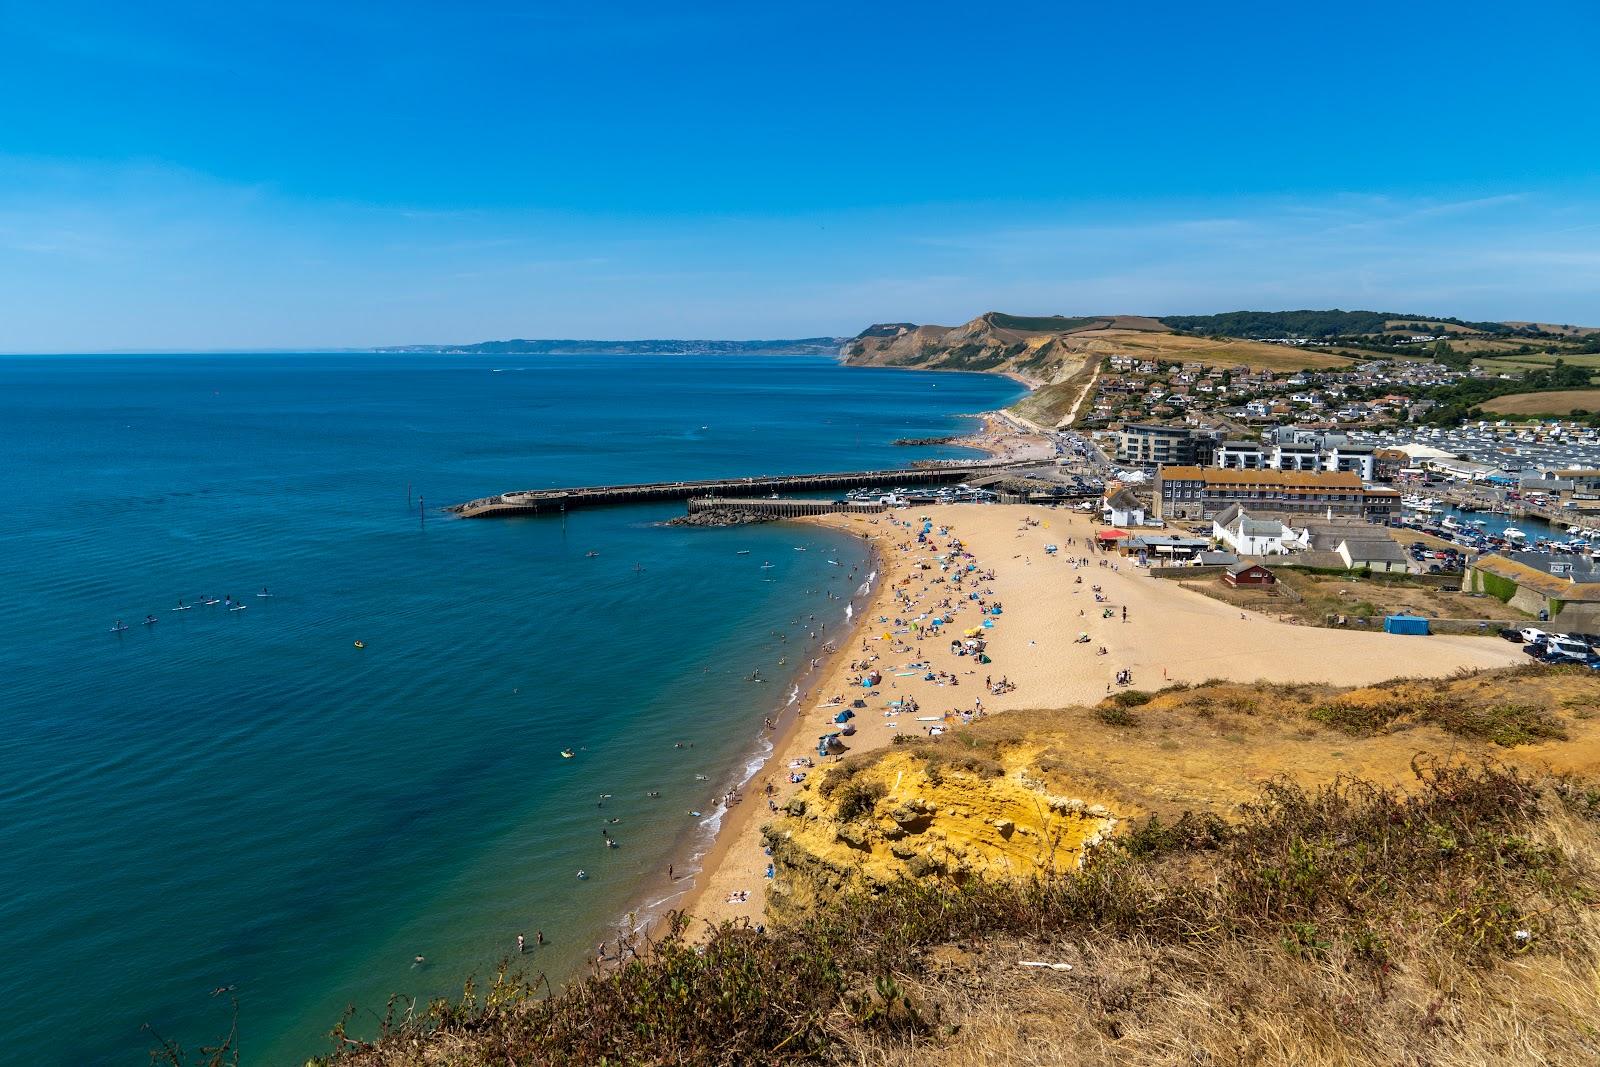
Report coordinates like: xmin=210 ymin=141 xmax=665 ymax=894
xmin=674 ymin=502 xmax=1526 ymax=930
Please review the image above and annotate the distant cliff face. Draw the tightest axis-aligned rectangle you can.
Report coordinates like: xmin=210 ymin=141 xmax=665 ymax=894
xmin=843 ymin=312 xmax=1166 ymax=384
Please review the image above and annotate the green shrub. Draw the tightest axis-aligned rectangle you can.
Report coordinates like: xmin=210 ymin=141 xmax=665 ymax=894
xmin=1097 ymin=704 xmax=1136 ymax=727
xmin=836 ymin=780 xmax=887 ymax=822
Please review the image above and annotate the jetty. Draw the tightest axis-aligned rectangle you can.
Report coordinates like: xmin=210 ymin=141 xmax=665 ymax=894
xmin=450 ymin=465 xmax=992 ymax=518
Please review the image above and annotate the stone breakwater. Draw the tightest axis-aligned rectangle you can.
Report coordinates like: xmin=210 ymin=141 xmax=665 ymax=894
xmin=665 ymin=507 xmax=779 ymax=528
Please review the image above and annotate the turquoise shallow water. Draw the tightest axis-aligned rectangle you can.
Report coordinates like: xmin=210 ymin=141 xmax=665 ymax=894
xmin=0 ymin=352 xmax=1021 ymax=1065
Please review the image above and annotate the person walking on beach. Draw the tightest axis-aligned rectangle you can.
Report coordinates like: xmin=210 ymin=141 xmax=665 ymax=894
xmin=668 ymin=863 xmax=674 ymax=880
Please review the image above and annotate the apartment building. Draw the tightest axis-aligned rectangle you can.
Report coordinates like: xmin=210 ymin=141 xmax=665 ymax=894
xmin=1154 ymin=466 xmax=1401 ymax=523
xmin=1116 ymin=423 xmax=1217 ymax=468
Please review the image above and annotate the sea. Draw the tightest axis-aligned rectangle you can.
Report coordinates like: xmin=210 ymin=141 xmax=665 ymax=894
xmin=0 ymin=352 xmax=1022 ymax=1065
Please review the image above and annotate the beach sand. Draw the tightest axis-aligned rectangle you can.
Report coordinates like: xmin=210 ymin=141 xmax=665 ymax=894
xmin=673 ymin=503 xmax=1525 ymax=931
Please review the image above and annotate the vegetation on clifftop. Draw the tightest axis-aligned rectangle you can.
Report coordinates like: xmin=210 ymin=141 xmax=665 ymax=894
xmin=188 ymin=761 xmax=1596 ymax=1067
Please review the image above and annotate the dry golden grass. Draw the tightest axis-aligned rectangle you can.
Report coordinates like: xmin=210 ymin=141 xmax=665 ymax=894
xmin=1482 ymin=389 xmax=1600 ymax=415
xmin=1076 ymin=329 xmax=1354 ymax=371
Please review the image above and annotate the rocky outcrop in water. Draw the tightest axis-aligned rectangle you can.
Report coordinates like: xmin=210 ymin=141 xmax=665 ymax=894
xmin=666 ymin=507 xmax=778 ymax=528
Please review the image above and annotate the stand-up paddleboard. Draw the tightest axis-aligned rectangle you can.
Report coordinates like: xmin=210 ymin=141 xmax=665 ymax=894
xmin=110 ymin=625 xmax=129 ymax=633
xmin=229 ymin=604 xmax=248 ymax=611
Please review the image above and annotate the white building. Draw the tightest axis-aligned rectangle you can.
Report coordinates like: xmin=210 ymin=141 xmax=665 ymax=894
xmin=1212 ymin=505 xmax=1309 ymax=556
xmin=1103 ymin=487 xmax=1150 ymax=527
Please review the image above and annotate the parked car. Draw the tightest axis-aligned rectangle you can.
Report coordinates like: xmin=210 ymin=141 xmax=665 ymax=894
xmin=1546 ymin=637 xmax=1591 ymax=662
xmin=1497 ymin=628 xmax=1524 ymax=642
xmin=1519 ymin=627 xmax=1548 ymax=644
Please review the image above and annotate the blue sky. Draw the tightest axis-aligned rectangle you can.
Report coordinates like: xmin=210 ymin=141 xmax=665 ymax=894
xmin=1 ymin=0 xmax=1597 ymax=349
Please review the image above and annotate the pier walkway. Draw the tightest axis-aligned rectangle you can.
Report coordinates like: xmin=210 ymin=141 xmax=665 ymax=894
xmin=450 ymin=465 xmax=991 ymax=517
xmin=687 ymin=497 xmax=887 ymax=518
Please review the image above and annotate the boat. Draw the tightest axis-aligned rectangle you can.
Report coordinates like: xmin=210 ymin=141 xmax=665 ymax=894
xmin=560 ymin=749 xmax=575 ymax=759
xmin=1440 ymin=516 xmax=1462 ymax=532
xmin=736 ymin=550 xmax=751 ymax=555
xmin=1504 ymin=527 xmax=1528 ymax=544
xmin=760 ymin=561 xmax=775 ymax=569
xmin=585 ymin=550 xmax=599 ymax=558
xmin=793 ymin=546 xmax=807 ymax=552
xmin=353 ymin=640 xmax=365 ymax=649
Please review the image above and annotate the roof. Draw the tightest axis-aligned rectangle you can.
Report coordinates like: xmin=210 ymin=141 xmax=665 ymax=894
xmin=1389 ymin=443 xmax=1458 ymax=461
xmin=1472 ymin=554 xmax=1600 ymax=602
xmin=1129 ymin=535 xmax=1211 ymax=548
xmin=1337 ymin=538 xmax=1408 ymax=564
xmin=1105 ymin=487 xmax=1143 ymax=510
xmin=1302 ymin=520 xmax=1395 ymax=552
xmin=1197 ymin=551 xmax=1241 ymax=565
xmin=1241 ymin=517 xmax=1288 ymax=537
xmin=1155 ymin=466 xmax=1363 ymax=488
xmin=1226 ymin=561 xmax=1272 ymax=575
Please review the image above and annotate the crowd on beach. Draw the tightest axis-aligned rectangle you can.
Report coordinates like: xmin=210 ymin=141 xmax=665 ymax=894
xmin=683 ymin=507 xmax=1159 ymax=919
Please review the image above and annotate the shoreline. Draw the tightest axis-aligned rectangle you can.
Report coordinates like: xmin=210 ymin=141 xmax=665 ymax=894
xmin=655 ymin=529 xmax=889 ymax=932
xmin=659 ymin=500 xmax=1527 ymax=935
xmin=617 ymin=394 xmax=1036 ymax=950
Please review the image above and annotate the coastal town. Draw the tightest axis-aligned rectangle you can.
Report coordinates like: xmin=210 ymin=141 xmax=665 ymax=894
xmin=668 ymin=349 xmax=1600 ymax=938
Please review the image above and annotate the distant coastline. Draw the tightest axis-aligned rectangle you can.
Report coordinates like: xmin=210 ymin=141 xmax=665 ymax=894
xmin=375 ymin=337 xmax=848 ymax=356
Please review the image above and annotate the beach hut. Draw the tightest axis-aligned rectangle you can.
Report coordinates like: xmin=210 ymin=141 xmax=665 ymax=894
xmin=1223 ymin=562 xmax=1276 ymax=587
xmin=1383 ymin=614 xmax=1430 ymax=636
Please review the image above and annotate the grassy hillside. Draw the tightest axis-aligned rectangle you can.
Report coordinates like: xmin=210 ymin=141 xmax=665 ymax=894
xmin=1075 ymin=328 xmax=1353 ymax=370
xmin=1160 ymin=309 xmax=1510 ymax=338
xmin=1483 ymin=388 xmax=1600 ymax=416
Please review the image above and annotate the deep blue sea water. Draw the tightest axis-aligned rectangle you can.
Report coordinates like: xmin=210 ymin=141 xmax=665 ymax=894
xmin=0 ymin=352 xmax=1021 ymax=1065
